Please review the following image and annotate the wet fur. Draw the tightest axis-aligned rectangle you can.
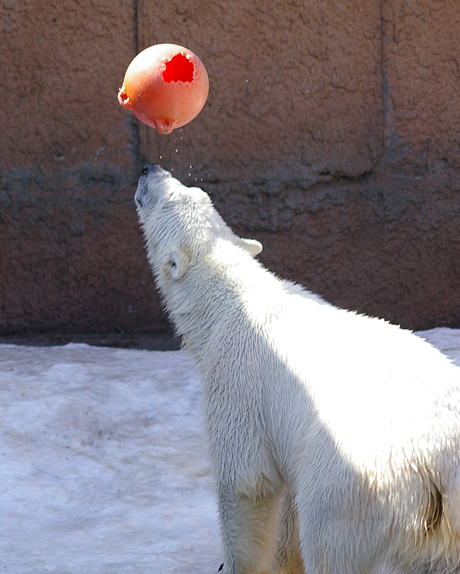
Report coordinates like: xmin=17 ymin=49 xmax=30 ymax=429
xmin=136 ymin=165 xmax=460 ymax=574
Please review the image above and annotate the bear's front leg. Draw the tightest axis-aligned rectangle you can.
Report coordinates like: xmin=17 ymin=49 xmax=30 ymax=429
xmin=217 ymin=482 xmax=281 ymax=574
xmin=275 ymin=490 xmax=304 ymax=574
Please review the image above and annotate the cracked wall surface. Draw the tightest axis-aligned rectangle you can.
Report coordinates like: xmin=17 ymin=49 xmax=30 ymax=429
xmin=1 ymin=0 xmax=460 ymax=334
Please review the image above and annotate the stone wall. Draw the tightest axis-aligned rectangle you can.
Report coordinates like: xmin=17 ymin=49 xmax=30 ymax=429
xmin=0 ymin=0 xmax=162 ymax=334
xmin=1 ymin=0 xmax=459 ymax=335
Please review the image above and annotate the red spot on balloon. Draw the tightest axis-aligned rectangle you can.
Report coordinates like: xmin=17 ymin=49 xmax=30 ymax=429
xmin=162 ymin=53 xmax=194 ymax=83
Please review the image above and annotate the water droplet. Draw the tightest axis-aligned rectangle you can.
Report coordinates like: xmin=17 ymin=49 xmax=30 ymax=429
xmin=175 ymin=149 xmax=179 ymax=153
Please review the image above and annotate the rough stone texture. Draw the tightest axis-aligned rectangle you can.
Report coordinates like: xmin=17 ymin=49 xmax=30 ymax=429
xmin=1 ymin=0 xmax=134 ymax=172
xmin=241 ymin=175 xmax=460 ymax=331
xmin=1 ymin=0 xmax=460 ymax=336
xmin=0 ymin=0 xmax=170 ymax=335
xmin=0 ymin=166 xmax=168 ymax=334
xmin=138 ymin=0 xmax=383 ymax=186
xmin=381 ymin=0 xmax=460 ymax=175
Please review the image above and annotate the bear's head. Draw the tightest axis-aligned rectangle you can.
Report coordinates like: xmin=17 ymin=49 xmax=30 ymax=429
xmin=135 ymin=164 xmax=262 ymax=282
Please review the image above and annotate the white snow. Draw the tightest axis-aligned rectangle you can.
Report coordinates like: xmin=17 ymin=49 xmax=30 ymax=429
xmin=1 ymin=327 xmax=460 ymax=573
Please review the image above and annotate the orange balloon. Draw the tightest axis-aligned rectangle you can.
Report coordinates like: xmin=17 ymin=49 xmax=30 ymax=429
xmin=118 ymin=44 xmax=209 ymax=135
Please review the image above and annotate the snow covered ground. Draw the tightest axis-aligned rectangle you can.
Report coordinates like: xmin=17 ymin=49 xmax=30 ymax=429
xmin=1 ymin=328 xmax=460 ymax=573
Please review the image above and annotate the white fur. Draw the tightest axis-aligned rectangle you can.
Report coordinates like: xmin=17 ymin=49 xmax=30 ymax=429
xmin=136 ymin=165 xmax=460 ymax=574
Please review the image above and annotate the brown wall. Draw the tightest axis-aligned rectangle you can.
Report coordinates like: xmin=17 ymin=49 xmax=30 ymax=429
xmin=1 ymin=0 xmax=460 ymax=335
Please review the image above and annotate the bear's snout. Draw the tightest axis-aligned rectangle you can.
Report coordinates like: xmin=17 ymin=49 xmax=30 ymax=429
xmin=135 ymin=164 xmax=169 ymax=208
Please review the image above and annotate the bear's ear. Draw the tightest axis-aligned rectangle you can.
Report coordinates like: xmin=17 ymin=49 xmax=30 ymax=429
xmin=235 ymin=238 xmax=263 ymax=257
xmin=162 ymin=248 xmax=191 ymax=281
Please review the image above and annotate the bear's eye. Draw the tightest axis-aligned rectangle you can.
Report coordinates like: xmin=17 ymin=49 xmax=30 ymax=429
xmin=141 ymin=166 xmax=149 ymax=175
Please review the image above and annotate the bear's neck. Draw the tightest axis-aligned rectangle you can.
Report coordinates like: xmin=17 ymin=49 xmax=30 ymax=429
xmin=160 ymin=245 xmax=276 ymax=366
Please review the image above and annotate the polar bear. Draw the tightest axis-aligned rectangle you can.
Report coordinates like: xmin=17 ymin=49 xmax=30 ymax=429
xmin=135 ymin=164 xmax=460 ymax=574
